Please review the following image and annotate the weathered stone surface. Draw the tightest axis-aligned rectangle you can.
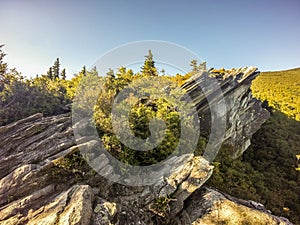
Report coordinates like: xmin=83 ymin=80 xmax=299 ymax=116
xmin=91 ymin=197 xmax=117 ymax=225
xmin=182 ymin=67 xmax=270 ymax=158
xmin=0 ymin=113 xmax=75 ymax=180
xmin=0 ymin=184 xmax=93 ymax=225
xmin=175 ymin=187 xmax=293 ymax=225
xmin=0 ymin=67 xmax=292 ymax=225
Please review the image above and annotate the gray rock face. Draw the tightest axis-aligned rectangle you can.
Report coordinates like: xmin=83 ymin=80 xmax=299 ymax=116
xmin=0 ymin=113 xmax=94 ymax=225
xmin=182 ymin=67 xmax=270 ymax=158
xmin=0 ymin=68 xmax=291 ymax=225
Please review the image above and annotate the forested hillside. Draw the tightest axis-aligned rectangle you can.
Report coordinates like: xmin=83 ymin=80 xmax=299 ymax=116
xmin=251 ymin=68 xmax=300 ymax=121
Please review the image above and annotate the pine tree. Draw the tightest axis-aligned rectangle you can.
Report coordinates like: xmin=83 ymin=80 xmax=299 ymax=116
xmin=199 ymin=61 xmax=207 ymax=71
xmin=104 ymin=68 xmax=115 ymax=90
xmin=61 ymin=68 xmax=66 ymax=80
xmin=53 ymin=58 xmax=60 ymax=79
xmin=90 ymin=66 xmax=98 ymax=76
xmin=81 ymin=65 xmax=87 ymax=76
xmin=47 ymin=67 xmax=53 ymax=80
xmin=0 ymin=44 xmax=8 ymax=77
xmin=190 ymin=59 xmax=198 ymax=73
xmin=107 ymin=68 xmax=115 ymax=80
xmin=190 ymin=60 xmax=207 ymax=73
xmin=141 ymin=50 xmax=157 ymax=76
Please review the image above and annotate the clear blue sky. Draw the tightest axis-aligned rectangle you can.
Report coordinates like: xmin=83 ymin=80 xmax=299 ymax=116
xmin=1 ymin=0 xmax=300 ymax=78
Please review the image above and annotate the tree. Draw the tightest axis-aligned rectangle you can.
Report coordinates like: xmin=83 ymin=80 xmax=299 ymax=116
xmin=81 ymin=65 xmax=87 ymax=76
xmin=190 ymin=59 xmax=198 ymax=73
xmin=0 ymin=44 xmax=8 ymax=77
xmin=114 ymin=67 xmax=134 ymax=93
xmin=61 ymin=68 xmax=66 ymax=80
xmin=104 ymin=68 xmax=115 ymax=91
xmin=190 ymin=60 xmax=207 ymax=74
xmin=47 ymin=67 xmax=53 ymax=80
xmin=141 ymin=50 xmax=157 ymax=77
xmin=53 ymin=58 xmax=60 ymax=79
xmin=199 ymin=61 xmax=207 ymax=71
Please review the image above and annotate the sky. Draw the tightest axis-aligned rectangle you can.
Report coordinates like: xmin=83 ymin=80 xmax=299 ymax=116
xmin=0 ymin=0 xmax=300 ymax=78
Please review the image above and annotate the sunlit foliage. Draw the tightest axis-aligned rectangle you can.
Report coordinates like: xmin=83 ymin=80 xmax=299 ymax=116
xmin=252 ymin=68 xmax=300 ymax=120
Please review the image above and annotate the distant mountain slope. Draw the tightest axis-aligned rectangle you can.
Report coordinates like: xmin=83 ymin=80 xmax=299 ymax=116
xmin=251 ymin=67 xmax=300 ymax=121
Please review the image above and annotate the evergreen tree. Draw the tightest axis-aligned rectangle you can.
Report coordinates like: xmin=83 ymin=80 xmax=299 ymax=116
xmin=107 ymin=68 xmax=115 ymax=79
xmin=141 ymin=50 xmax=157 ymax=76
xmin=104 ymin=68 xmax=115 ymax=90
xmin=61 ymin=68 xmax=66 ymax=80
xmin=81 ymin=65 xmax=87 ymax=76
xmin=190 ymin=60 xmax=207 ymax=73
xmin=190 ymin=59 xmax=198 ymax=73
xmin=53 ymin=58 xmax=60 ymax=79
xmin=199 ymin=61 xmax=207 ymax=71
xmin=116 ymin=66 xmax=126 ymax=79
xmin=0 ymin=44 xmax=8 ymax=77
xmin=47 ymin=67 xmax=53 ymax=80
xmin=90 ymin=66 xmax=98 ymax=76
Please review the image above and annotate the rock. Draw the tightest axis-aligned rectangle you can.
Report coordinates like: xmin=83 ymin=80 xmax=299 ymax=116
xmin=166 ymin=156 xmax=214 ymax=216
xmin=182 ymin=67 xmax=270 ymax=159
xmin=0 ymin=184 xmax=93 ymax=225
xmin=92 ymin=198 xmax=117 ymax=225
xmin=175 ymin=187 xmax=294 ymax=225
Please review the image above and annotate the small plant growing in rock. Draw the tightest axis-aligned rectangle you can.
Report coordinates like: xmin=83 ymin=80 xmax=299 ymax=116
xmin=149 ymin=196 xmax=174 ymax=217
xmin=53 ymin=151 xmax=85 ymax=172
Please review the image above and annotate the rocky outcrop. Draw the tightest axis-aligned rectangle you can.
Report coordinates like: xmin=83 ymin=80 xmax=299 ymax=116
xmin=182 ymin=67 xmax=270 ymax=159
xmin=0 ymin=68 xmax=291 ymax=224
xmin=0 ymin=112 xmax=212 ymax=224
xmin=175 ymin=187 xmax=293 ymax=225
xmin=0 ymin=113 xmax=95 ymax=225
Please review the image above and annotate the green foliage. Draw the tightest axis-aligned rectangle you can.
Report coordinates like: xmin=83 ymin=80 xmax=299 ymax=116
xmin=168 ymin=73 xmax=192 ymax=87
xmin=47 ymin=58 xmax=67 ymax=80
xmin=243 ymin=111 xmax=300 ymax=223
xmin=0 ymin=47 xmax=81 ymax=126
xmin=189 ymin=59 xmax=206 ymax=74
xmin=94 ymin=73 xmax=183 ymax=166
xmin=91 ymin=55 xmax=197 ymax=167
xmin=252 ymin=68 xmax=300 ymax=120
xmin=190 ymin=59 xmax=198 ymax=73
xmin=53 ymin=151 xmax=86 ymax=171
xmin=0 ymin=72 xmax=72 ymax=126
xmin=208 ymin=111 xmax=300 ymax=224
xmin=150 ymin=196 xmax=174 ymax=217
xmin=141 ymin=50 xmax=158 ymax=77
xmin=0 ymin=44 xmax=8 ymax=76
xmin=53 ymin=58 xmax=60 ymax=79
xmin=61 ymin=68 xmax=66 ymax=80
xmin=50 ymin=151 xmax=95 ymax=184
